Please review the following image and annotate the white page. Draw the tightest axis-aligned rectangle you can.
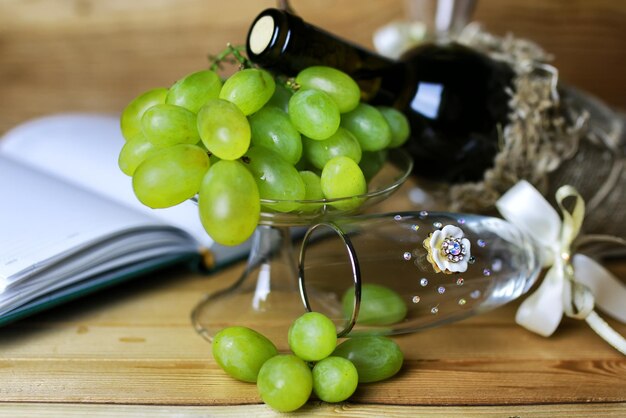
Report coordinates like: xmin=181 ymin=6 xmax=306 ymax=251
xmin=0 ymin=156 xmax=178 ymax=282
xmin=0 ymin=113 xmax=251 ymax=263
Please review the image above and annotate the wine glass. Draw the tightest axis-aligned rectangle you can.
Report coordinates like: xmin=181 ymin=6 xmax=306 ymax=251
xmin=191 ymin=148 xmax=413 ymax=344
xmin=298 ymin=211 xmax=541 ymax=336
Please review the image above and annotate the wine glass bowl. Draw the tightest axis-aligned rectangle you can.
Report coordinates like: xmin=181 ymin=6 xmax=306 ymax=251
xmin=191 ymin=148 xmax=413 ymax=346
xmin=257 ymin=148 xmax=413 ymax=226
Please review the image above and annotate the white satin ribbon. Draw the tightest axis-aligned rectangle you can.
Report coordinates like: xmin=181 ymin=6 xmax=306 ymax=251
xmin=496 ymin=180 xmax=626 ymax=355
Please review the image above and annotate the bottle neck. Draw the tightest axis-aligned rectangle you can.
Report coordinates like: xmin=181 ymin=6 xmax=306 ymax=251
xmin=246 ymin=8 xmax=406 ymax=101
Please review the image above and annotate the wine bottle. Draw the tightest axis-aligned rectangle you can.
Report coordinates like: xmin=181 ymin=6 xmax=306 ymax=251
xmin=246 ymin=8 xmax=514 ymax=183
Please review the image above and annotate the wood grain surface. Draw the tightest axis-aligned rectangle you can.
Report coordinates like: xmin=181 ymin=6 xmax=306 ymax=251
xmin=0 ymin=0 xmax=625 ymax=134
xmin=0 ymin=0 xmax=625 ymax=415
xmin=0 ymin=196 xmax=625 ymax=413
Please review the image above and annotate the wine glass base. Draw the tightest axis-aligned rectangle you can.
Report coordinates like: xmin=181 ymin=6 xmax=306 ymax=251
xmin=191 ymin=225 xmax=308 ymax=348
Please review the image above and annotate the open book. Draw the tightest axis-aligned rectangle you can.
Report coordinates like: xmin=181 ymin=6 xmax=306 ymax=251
xmin=0 ymin=114 xmax=251 ymax=325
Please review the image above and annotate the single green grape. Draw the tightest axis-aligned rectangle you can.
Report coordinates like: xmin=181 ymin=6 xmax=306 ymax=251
xmin=299 ymin=171 xmax=324 ymax=201
xmin=118 ymin=134 xmax=162 ymax=176
xmin=132 ymin=144 xmax=209 ymax=208
xmin=197 ymin=99 xmax=251 ymax=160
xmin=212 ymin=326 xmax=278 ymax=383
xmin=341 ymin=103 xmax=392 ymax=151
xmin=249 ymin=106 xmax=302 ymax=165
xmin=342 ymin=283 xmax=407 ymax=326
xmin=266 ymin=82 xmax=293 ymax=113
xmin=303 ymin=127 xmax=362 ymax=170
xmin=332 ymin=336 xmax=403 ymax=383
xmin=296 ymin=66 xmax=360 ymax=113
xmin=288 ymin=312 xmax=337 ymax=362
xmin=378 ymin=106 xmax=410 ymax=148
xmin=120 ymin=87 xmax=167 ymax=141
xmin=257 ymin=354 xmax=313 ymax=412
xmin=166 ymin=69 xmax=222 ymax=113
xmin=141 ymin=104 xmax=200 ymax=147
xmin=320 ymin=156 xmax=366 ymax=210
xmin=219 ymin=68 xmax=275 ymax=115
xmin=198 ymin=160 xmax=260 ymax=246
xmin=244 ymin=146 xmax=306 ymax=212
xmin=288 ymin=89 xmax=340 ymax=140
xmin=359 ymin=150 xmax=388 ymax=181
xmin=312 ymin=357 xmax=359 ymax=403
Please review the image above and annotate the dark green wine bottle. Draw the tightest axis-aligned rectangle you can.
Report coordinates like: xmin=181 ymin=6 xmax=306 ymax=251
xmin=246 ymin=8 xmax=514 ymax=183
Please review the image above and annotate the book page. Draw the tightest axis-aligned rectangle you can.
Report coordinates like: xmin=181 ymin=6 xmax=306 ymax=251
xmin=0 ymin=113 xmax=254 ymax=265
xmin=0 ymin=113 xmax=215 ymax=248
xmin=0 ymin=156 xmax=194 ymax=282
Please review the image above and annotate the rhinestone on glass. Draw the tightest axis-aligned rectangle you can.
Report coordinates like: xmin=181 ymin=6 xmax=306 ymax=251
xmin=403 ymin=252 xmax=412 ymax=260
xmin=456 ymin=278 xmax=464 ymax=286
xmin=492 ymin=259 xmax=502 ymax=272
xmin=468 ymin=256 xmax=476 ymax=264
xmin=457 ymin=218 xmax=466 ymax=225
xmin=419 ymin=210 xmax=429 ymax=218
xmin=437 ymin=286 xmax=446 ymax=294
xmin=470 ymin=290 xmax=481 ymax=299
xmin=420 ymin=278 xmax=429 ymax=287
xmin=483 ymin=268 xmax=491 ymax=276
xmin=441 ymin=237 xmax=466 ymax=263
xmin=458 ymin=298 xmax=467 ymax=306
xmin=412 ymin=296 xmax=421 ymax=303
xmin=477 ymin=239 xmax=486 ymax=248
xmin=430 ymin=306 xmax=439 ymax=314
xmin=411 ymin=224 xmax=419 ymax=232
xmin=433 ymin=222 xmax=443 ymax=229
xmin=394 ymin=214 xmax=402 ymax=221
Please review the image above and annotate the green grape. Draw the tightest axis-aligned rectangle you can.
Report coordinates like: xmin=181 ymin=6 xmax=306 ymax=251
xmin=341 ymin=103 xmax=392 ymax=151
xmin=132 ymin=144 xmax=209 ymax=208
xmin=141 ymin=104 xmax=200 ymax=147
xmin=244 ymin=146 xmax=305 ymax=212
xmin=266 ymin=82 xmax=293 ymax=113
xmin=299 ymin=171 xmax=324 ymax=201
xmin=198 ymin=160 xmax=260 ymax=246
xmin=378 ymin=106 xmax=410 ymax=148
xmin=303 ymin=127 xmax=362 ymax=170
xmin=359 ymin=150 xmax=387 ymax=181
xmin=166 ymin=70 xmax=222 ymax=113
xmin=120 ymin=87 xmax=167 ymax=141
xmin=197 ymin=99 xmax=251 ymax=160
xmin=288 ymin=312 xmax=337 ymax=362
xmin=332 ymin=336 xmax=403 ymax=383
xmin=312 ymin=357 xmax=359 ymax=403
xmin=249 ymin=106 xmax=302 ymax=165
xmin=342 ymin=283 xmax=407 ymax=326
xmin=296 ymin=66 xmax=360 ymax=113
xmin=118 ymin=134 xmax=163 ymax=176
xmin=288 ymin=89 xmax=340 ymax=140
xmin=320 ymin=156 xmax=366 ymax=210
xmin=212 ymin=326 xmax=278 ymax=383
xmin=219 ymin=68 xmax=275 ymax=115
xmin=257 ymin=354 xmax=313 ymax=412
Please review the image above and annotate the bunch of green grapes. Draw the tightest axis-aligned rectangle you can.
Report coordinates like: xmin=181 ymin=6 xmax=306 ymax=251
xmin=118 ymin=49 xmax=410 ymax=247
xmin=212 ymin=312 xmax=404 ymax=412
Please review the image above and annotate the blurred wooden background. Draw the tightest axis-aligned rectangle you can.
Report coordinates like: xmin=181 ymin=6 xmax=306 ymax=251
xmin=0 ymin=0 xmax=624 ymax=134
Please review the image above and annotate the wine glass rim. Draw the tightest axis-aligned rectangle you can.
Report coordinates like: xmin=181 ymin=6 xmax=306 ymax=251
xmin=259 ymin=148 xmax=413 ymax=205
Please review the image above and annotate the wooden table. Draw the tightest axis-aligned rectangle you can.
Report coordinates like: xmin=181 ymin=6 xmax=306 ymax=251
xmin=1 ymin=1 xmax=625 ymax=415
xmin=1 ymin=180 xmax=625 ymax=416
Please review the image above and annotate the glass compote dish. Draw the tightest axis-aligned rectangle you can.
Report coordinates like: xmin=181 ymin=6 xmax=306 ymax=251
xmin=191 ymin=148 xmax=413 ymax=344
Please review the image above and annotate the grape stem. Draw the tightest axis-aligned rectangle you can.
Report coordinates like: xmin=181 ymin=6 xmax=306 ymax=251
xmin=209 ymin=43 xmax=253 ymax=71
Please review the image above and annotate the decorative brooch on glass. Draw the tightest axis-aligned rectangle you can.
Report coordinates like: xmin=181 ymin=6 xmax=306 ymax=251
xmin=423 ymin=225 xmax=471 ymax=274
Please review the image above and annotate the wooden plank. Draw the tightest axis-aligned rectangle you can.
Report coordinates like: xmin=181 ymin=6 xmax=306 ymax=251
xmin=0 ymin=402 xmax=625 ymax=418
xmin=0 ymin=0 xmax=624 ymax=135
xmin=0 ymin=357 xmax=624 ymax=405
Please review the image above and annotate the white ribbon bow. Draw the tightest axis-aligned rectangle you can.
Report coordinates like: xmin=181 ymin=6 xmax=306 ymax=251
xmin=496 ymin=180 xmax=626 ymax=355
